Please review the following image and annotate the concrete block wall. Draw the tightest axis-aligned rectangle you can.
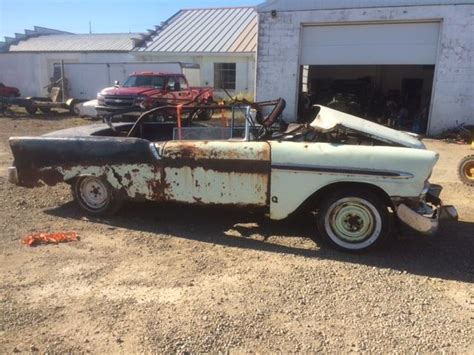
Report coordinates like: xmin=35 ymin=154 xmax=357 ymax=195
xmin=256 ymin=4 xmax=474 ymax=135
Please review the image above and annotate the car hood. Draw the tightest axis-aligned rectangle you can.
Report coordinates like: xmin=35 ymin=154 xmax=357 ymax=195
xmin=310 ymin=105 xmax=425 ymax=149
xmin=100 ymin=87 xmax=162 ymax=96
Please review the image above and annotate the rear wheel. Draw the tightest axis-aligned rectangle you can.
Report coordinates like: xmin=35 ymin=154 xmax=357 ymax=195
xmin=72 ymin=176 xmax=122 ymax=216
xmin=316 ymin=189 xmax=392 ymax=252
xmin=458 ymin=154 xmax=474 ymax=186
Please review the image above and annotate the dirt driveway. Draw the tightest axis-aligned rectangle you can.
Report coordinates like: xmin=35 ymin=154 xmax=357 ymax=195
xmin=0 ymin=112 xmax=473 ymax=353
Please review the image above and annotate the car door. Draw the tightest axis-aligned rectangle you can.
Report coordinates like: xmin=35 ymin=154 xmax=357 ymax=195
xmin=158 ymin=140 xmax=271 ymax=207
xmin=176 ymin=76 xmax=193 ymax=103
xmin=162 ymin=76 xmax=192 ymax=105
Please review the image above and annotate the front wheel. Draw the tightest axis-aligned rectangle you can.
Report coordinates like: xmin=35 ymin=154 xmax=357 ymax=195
xmin=316 ymin=189 xmax=392 ymax=252
xmin=72 ymin=176 xmax=122 ymax=216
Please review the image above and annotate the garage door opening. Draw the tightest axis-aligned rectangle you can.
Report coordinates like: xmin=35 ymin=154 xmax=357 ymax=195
xmin=298 ymin=65 xmax=435 ymax=134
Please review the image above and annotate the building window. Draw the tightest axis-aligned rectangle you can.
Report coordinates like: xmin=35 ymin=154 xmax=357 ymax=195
xmin=214 ymin=63 xmax=236 ymax=90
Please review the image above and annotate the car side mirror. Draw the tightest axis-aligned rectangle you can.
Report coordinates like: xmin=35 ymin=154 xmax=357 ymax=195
xmin=114 ymin=80 xmax=120 ymax=87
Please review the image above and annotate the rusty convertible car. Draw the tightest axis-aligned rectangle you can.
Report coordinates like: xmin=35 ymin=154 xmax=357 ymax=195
xmin=7 ymin=100 xmax=457 ymax=252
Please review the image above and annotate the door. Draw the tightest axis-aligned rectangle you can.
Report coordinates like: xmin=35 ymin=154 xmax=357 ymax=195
xmin=163 ymin=75 xmax=192 ymax=105
xmin=159 ymin=140 xmax=271 ymax=207
xmin=301 ymin=22 xmax=440 ymax=65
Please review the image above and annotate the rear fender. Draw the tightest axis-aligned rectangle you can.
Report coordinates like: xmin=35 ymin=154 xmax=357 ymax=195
xmin=9 ymin=136 xmax=164 ymax=200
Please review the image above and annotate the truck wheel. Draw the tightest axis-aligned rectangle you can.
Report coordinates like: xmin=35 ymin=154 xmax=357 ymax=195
xmin=25 ymin=106 xmax=38 ymax=115
xmin=316 ymin=189 xmax=392 ymax=252
xmin=72 ymin=176 xmax=122 ymax=216
xmin=457 ymin=154 xmax=474 ymax=186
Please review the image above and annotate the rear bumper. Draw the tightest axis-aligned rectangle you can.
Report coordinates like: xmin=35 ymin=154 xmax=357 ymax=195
xmin=396 ymin=184 xmax=458 ymax=235
xmin=7 ymin=166 xmax=19 ymax=185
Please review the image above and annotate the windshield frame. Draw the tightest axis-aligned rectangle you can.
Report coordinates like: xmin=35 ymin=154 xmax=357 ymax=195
xmin=122 ymin=75 xmax=165 ymax=89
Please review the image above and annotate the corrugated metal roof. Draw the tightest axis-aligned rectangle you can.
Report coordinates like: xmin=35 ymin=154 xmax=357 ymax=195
xmin=8 ymin=33 xmax=141 ymax=52
xmin=137 ymin=7 xmax=257 ymax=53
xmin=0 ymin=26 xmax=70 ymax=52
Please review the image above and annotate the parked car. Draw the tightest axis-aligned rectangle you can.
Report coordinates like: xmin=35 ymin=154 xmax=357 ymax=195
xmin=96 ymin=72 xmax=214 ymax=120
xmin=73 ymin=99 xmax=99 ymax=119
xmin=0 ymin=83 xmax=20 ymax=97
xmin=7 ymin=101 xmax=457 ymax=252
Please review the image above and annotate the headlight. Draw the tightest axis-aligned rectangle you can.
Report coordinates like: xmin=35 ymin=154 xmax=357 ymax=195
xmin=135 ymin=95 xmax=147 ymax=103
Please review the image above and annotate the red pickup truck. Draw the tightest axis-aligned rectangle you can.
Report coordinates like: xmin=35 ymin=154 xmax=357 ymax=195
xmin=96 ymin=72 xmax=213 ymax=118
xmin=0 ymin=83 xmax=21 ymax=97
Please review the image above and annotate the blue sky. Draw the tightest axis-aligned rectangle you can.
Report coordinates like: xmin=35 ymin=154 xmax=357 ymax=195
xmin=0 ymin=0 xmax=261 ymax=39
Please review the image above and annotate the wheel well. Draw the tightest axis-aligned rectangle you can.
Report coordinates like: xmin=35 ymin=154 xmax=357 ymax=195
xmin=299 ymin=182 xmax=394 ymax=213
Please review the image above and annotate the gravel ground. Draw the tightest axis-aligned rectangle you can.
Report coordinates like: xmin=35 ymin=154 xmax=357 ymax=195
xmin=0 ymin=111 xmax=473 ymax=353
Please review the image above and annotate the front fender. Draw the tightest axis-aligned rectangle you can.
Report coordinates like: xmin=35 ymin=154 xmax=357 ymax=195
xmin=268 ymin=142 xmax=438 ymax=220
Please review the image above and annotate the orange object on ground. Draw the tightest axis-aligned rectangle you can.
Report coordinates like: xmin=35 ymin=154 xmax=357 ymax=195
xmin=21 ymin=232 xmax=79 ymax=246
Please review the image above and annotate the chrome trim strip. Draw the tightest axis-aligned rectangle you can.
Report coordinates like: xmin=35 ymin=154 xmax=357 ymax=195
xmin=271 ymin=163 xmax=414 ymax=179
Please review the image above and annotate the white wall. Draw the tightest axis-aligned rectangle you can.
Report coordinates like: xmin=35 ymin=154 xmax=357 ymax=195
xmin=256 ymin=4 xmax=474 ymax=135
xmin=135 ymin=53 xmax=256 ymax=99
xmin=0 ymin=51 xmax=256 ymax=101
xmin=0 ymin=52 xmax=132 ymax=97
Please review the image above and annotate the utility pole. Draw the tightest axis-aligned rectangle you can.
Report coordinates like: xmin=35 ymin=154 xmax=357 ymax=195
xmin=89 ymin=21 xmax=92 ymax=34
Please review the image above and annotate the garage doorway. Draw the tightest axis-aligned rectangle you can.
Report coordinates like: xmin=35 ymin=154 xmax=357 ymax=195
xmin=298 ymin=22 xmax=440 ymax=134
xmin=298 ymin=64 xmax=435 ymax=133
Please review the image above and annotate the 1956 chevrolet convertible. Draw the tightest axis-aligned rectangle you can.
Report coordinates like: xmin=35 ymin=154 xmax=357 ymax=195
xmin=7 ymin=101 xmax=457 ymax=252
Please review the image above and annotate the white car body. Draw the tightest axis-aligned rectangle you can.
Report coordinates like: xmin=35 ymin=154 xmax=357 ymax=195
xmin=7 ymin=105 xmax=458 ymax=252
xmin=73 ymin=99 xmax=98 ymax=119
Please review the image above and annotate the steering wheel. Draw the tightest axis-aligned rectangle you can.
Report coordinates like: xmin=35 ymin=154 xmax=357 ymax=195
xmin=127 ymin=105 xmax=180 ymax=138
xmin=260 ymin=98 xmax=286 ymax=128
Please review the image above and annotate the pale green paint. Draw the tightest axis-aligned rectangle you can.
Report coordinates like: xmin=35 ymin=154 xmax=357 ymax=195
xmin=269 ymin=141 xmax=438 ymax=220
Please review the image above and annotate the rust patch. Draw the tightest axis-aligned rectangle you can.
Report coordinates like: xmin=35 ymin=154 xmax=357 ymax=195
xmin=19 ymin=168 xmax=65 ymax=187
xmin=144 ymin=165 xmax=168 ymax=201
xmin=163 ymin=158 xmax=270 ymax=174
xmin=163 ymin=141 xmax=271 ymax=161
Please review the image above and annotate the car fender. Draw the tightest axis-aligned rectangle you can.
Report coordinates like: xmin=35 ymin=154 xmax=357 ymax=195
xmin=268 ymin=141 xmax=438 ymax=220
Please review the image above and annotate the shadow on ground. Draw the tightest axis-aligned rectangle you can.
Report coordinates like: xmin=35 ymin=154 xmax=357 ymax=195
xmin=46 ymin=201 xmax=474 ymax=283
xmin=0 ymin=110 xmax=75 ymax=120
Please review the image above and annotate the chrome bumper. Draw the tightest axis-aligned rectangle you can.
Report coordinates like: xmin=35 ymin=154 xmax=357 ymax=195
xmin=7 ymin=166 xmax=19 ymax=185
xmin=397 ymin=204 xmax=458 ymax=235
xmin=396 ymin=184 xmax=458 ymax=235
